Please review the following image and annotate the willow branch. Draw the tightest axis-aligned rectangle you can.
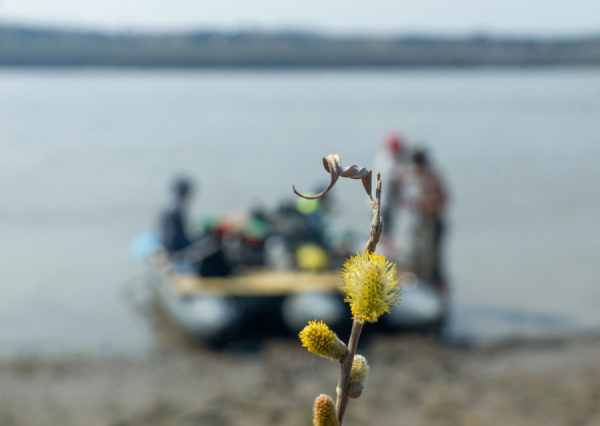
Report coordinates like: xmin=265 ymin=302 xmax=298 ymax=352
xmin=336 ymin=173 xmax=383 ymax=425
xmin=365 ymin=173 xmax=383 ymax=254
xmin=336 ymin=318 xmax=363 ymax=424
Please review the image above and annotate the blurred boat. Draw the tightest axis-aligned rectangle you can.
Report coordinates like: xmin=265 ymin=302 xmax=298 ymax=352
xmin=147 ymin=248 xmax=446 ymax=347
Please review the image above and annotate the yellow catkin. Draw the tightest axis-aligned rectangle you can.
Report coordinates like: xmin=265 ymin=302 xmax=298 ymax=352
xmin=299 ymin=320 xmax=344 ymax=361
xmin=340 ymin=252 xmax=402 ymax=322
xmin=313 ymin=394 xmax=338 ymax=426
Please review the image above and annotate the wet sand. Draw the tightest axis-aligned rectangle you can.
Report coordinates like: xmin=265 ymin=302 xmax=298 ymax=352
xmin=1 ymin=335 xmax=600 ymax=426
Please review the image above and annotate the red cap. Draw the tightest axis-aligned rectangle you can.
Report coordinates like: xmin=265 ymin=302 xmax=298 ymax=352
xmin=385 ymin=132 xmax=404 ymax=153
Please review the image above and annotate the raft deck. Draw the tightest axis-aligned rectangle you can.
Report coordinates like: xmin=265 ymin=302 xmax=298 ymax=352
xmin=153 ymin=253 xmax=343 ymax=296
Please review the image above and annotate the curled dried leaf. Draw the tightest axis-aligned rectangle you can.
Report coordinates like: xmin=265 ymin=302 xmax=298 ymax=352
xmin=293 ymin=154 xmax=373 ymax=201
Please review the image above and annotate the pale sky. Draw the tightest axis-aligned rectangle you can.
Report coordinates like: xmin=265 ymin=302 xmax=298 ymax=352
xmin=0 ymin=0 xmax=599 ymax=35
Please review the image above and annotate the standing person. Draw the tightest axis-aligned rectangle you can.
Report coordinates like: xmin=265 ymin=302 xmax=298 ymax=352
xmin=410 ymin=149 xmax=448 ymax=294
xmin=373 ymin=132 xmax=407 ymax=240
xmin=160 ymin=177 xmax=194 ymax=256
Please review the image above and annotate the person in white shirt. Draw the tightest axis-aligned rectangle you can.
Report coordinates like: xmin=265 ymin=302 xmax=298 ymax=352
xmin=373 ymin=132 xmax=408 ymax=240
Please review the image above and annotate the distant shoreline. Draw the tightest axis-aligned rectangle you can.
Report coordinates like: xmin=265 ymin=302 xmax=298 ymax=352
xmin=1 ymin=64 xmax=599 ymax=70
xmin=1 ymin=25 xmax=599 ymax=68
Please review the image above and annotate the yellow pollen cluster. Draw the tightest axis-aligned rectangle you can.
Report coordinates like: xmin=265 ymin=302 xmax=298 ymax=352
xmin=340 ymin=252 xmax=402 ymax=322
xmin=299 ymin=320 xmax=343 ymax=361
xmin=313 ymin=394 xmax=338 ymax=426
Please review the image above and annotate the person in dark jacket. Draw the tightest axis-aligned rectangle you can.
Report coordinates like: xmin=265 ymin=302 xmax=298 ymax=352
xmin=160 ymin=177 xmax=193 ymax=255
xmin=160 ymin=177 xmax=231 ymax=277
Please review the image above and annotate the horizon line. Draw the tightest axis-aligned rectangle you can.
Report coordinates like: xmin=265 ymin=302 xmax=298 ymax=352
xmin=1 ymin=19 xmax=599 ymax=40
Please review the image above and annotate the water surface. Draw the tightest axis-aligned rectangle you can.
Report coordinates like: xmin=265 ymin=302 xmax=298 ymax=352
xmin=1 ymin=69 xmax=599 ymax=354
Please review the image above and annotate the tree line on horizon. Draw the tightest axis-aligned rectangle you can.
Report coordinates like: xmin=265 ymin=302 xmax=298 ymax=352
xmin=1 ymin=25 xmax=599 ymax=67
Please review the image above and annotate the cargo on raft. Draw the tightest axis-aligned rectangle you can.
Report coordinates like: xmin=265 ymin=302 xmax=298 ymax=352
xmin=148 ymin=249 xmax=446 ymax=347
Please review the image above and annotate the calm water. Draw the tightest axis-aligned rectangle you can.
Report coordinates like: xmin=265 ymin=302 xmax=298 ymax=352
xmin=1 ymin=69 xmax=599 ymax=355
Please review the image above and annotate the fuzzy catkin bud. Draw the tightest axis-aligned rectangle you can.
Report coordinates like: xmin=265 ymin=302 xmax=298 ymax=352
xmin=313 ymin=394 xmax=338 ymax=426
xmin=340 ymin=252 xmax=402 ymax=322
xmin=348 ymin=354 xmax=369 ymax=399
xmin=299 ymin=320 xmax=346 ymax=361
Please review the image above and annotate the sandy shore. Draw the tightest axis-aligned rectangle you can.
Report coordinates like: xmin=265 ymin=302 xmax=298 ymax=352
xmin=1 ymin=335 xmax=599 ymax=426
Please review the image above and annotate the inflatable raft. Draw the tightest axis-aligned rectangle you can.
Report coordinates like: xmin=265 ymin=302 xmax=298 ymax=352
xmin=150 ymin=251 xmax=446 ymax=346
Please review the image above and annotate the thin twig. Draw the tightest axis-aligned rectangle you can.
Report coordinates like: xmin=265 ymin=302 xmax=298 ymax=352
xmin=365 ymin=173 xmax=383 ymax=253
xmin=336 ymin=318 xmax=363 ymax=424
xmin=335 ymin=173 xmax=383 ymax=425
xmin=293 ymin=154 xmax=372 ymax=201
